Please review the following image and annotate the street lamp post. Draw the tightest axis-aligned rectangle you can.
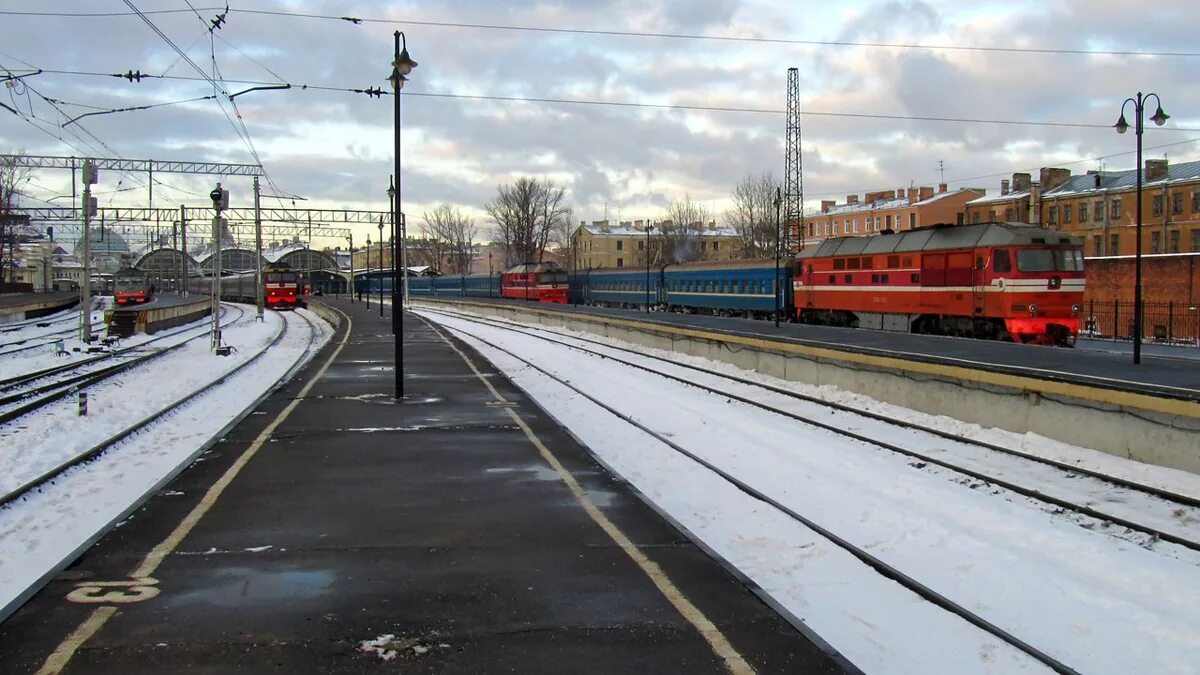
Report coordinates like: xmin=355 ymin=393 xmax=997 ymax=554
xmin=645 ymin=224 xmax=653 ymax=312
xmin=1115 ymin=92 xmax=1169 ymax=365
xmin=773 ymin=186 xmax=782 ymax=328
xmin=388 ymin=177 xmax=397 ymax=335
xmin=365 ymin=236 xmax=371 ymax=309
xmin=389 ymin=30 xmax=416 ymax=398
xmin=378 ymin=217 xmax=385 ymax=318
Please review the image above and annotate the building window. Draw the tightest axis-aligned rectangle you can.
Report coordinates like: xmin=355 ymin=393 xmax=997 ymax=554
xmin=1063 ymin=204 xmax=1072 ymax=223
xmin=1110 ymin=233 xmax=1119 ymax=255
xmin=1172 ymin=192 xmax=1183 ymax=215
xmin=909 ymin=213 xmax=916 ymax=229
xmin=1079 ymin=202 xmax=1088 ymax=222
xmin=713 ymin=241 xmax=719 ymax=251
xmin=1193 ymin=192 xmax=1200 ymax=213
xmin=988 ymin=209 xmax=997 ymax=221
xmin=1093 ymin=235 xmax=1103 ymax=256
xmin=616 ymin=240 xmax=623 ymax=251
xmin=1110 ymin=198 xmax=1121 ymax=219
xmin=638 ymin=240 xmax=644 ymax=251
xmin=1169 ymin=229 xmax=1180 ymax=253
xmin=1153 ymin=195 xmax=1164 ymax=216
xmin=885 ymin=215 xmax=892 ymax=229
xmin=1151 ymin=231 xmax=1161 ymax=254
xmin=1094 ymin=201 xmax=1104 ymax=221
xmin=971 ymin=212 xmax=981 ymax=224
xmin=1048 ymin=206 xmax=1058 ymax=224
xmin=1004 ymin=207 xmax=1014 ymax=221
xmin=616 ymin=258 xmax=623 ymax=268
xmin=1192 ymin=229 xmax=1200 ymax=252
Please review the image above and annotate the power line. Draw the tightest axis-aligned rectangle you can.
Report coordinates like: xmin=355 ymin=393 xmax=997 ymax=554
xmin=19 ymin=67 xmax=1200 ymax=132
xmin=1 ymin=7 xmax=1197 ymax=58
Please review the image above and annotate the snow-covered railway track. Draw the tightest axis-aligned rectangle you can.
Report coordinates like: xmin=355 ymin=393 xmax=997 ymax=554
xmin=419 ymin=310 xmax=1084 ymax=674
xmin=0 ymin=305 xmax=246 ymax=424
xmin=421 ymin=306 xmax=1200 ymax=555
xmin=0 ymin=307 xmax=308 ymax=509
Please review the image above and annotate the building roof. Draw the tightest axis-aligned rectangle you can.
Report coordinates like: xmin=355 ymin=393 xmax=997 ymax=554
xmin=822 ymin=188 xmax=981 ymax=217
xmin=576 ymin=221 xmax=738 ymax=238
xmin=1042 ymin=159 xmax=1200 ymax=198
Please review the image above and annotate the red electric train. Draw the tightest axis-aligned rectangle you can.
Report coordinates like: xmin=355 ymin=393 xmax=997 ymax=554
xmin=501 ymin=261 xmax=569 ymax=303
xmin=794 ymin=222 xmax=1086 ymax=345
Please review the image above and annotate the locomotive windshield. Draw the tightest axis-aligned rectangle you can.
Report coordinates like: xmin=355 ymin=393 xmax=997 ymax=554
xmin=1016 ymin=248 xmax=1083 ymax=273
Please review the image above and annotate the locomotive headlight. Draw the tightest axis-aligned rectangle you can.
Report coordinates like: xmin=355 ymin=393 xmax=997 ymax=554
xmin=1028 ymin=304 xmax=1038 ymax=316
xmin=1071 ymin=304 xmax=1081 ymax=315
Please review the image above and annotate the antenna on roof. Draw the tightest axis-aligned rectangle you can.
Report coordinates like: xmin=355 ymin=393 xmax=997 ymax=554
xmin=938 ymin=160 xmax=945 ymax=184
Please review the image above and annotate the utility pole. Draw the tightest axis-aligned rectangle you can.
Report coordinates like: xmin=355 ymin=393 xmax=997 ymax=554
xmin=79 ymin=159 xmax=97 ymax=343
xmin=210 ymin=183 xmax=228 ymax=350
xmin=180 ymin=204 xmax=188 ymax=297
xmin=254 ymin=176 xmax=263 ymax=320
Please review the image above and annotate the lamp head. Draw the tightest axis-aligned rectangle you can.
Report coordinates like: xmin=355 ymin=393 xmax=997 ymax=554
xmin=388 ymin=69 xmax=407 ymax=92
xmin=393 ymin=49 xmax=417 ymax=76
xmin=1114 ymin=113 xmax=1130 ymax=135
xmin=1150 ymin=105 xmax=1170 ymax=126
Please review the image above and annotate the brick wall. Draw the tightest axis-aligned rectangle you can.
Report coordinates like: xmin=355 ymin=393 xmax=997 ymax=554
xmin=1084 ymin=254 xmax=1198 ymax=305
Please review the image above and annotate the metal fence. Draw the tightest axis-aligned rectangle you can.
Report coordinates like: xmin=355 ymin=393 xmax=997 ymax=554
xmin=1081 ymin=300 xmax=1200 ymax=346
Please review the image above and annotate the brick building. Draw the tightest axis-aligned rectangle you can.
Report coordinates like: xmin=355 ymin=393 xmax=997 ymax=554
xmin=805 ymin=184 xmax=984 ymax=246
xmin=967 ymin=160 xmax=1200 ymax=257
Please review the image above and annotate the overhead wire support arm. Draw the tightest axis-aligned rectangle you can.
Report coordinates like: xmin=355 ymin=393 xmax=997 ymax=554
xmin=227 ymin=83 xmax=291 ymax=100
xmin=0 ymin=154 xmax=263 ymax=176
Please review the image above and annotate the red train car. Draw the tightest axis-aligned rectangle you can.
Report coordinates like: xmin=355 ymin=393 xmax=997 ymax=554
xmin=794 ymin=222 xmax=1085 ymax=345
xmin=114 ymin=271 xmax=153 ymax=305
xmin=501 ymin=261 xmax=569 ymax=303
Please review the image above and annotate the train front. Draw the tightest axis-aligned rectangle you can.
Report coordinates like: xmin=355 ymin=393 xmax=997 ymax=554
xmin=992 ymin=245 xmax=1086 ymax=346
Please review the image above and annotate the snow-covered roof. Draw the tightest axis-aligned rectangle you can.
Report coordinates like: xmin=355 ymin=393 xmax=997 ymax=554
xmin=576 ymin=221 xmax=738 ymax=238
xmin=1043 ymin=160 xmax=1200 ymax=198
xmin=823 ymin=188 xmax=980 ymax=216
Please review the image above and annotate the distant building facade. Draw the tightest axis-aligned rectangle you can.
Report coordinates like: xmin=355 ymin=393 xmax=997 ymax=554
xmin=571 ymin=220 xmax=740 ymax=269
xmin=966 ymin=160 xmax=1200 ymax=257
xmin=805 ymin=184 xmax=984 ymax=246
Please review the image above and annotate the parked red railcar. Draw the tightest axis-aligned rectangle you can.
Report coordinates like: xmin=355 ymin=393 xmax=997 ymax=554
xmin=114 ymin=270 xmax=153 ymax=305
xmin=794 ymin=222 xmax=1085 ymax=345
xmin=501 ymin=261 xmax=569 ymax=303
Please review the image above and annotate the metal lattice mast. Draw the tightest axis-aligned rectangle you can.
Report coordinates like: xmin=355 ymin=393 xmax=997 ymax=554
xmin=784 ymin=67 xmax=804 ymax=252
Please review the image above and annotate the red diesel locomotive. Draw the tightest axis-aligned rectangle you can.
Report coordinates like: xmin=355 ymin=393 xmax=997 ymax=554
xmin=794 ymin=222 xmax=1085 ymax=345
xmin=501 ymin=261 xmax=569 ymax=303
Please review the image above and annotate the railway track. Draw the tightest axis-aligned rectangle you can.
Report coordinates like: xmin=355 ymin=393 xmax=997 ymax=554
xmin=0 ymin=314 xmax=108 ymax=355
xmin=420 ymin=306 xmax=1200 ymax=556
xmin=418 ymin=309 xmax=1089 ymax=674
xmin=0 ymin=306 xmax=247 ymax=424
xmin=0 ymin=308 xmax=318 ymax=510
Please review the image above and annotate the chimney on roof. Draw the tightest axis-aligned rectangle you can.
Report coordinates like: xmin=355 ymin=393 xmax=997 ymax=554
xmin=846 ymin=194 xmax=859 ymax=204
xmin=938 ymin=183 xmax=948 ymax=193
xmin=821 ymin=200 xmax=835 ymax=212
xmin=907 ymin=187 xmax=918 ymax=203
xmin=1093 ymin=173 xmax=1102 ymax=189
xmin=1145 ymin=158 xmax=1168 ymax=182
xmin=897 ymin=188 xmax=905 ymax=199
xmin=1012 ymin=172 xmax=1032 ymax=192
xmin=1039 ymin=167 xmax=1071 ymax=191
xmin=1000 ymin=179 xmax=1010 ymax=195
xmin=918 ymin=186 xmax=934 ymax=201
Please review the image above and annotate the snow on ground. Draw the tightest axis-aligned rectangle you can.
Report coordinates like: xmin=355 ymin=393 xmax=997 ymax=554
xmin=0 ymin=305 xmax=332 ymax=619
xmin=418 ymin=307 xmax=1200 ymax=675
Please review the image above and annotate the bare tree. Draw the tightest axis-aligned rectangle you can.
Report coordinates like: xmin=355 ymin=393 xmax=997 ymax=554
xmin=661 ymin=194 xmax=712 ymax=263
xmin=485 ymin=177 xmax=570 ymax=267
xmin=420 ymin=204 xmax=476 ymax=274
xmin=0 ymin=153 xmax=33 ymax=283
xmin=725 ymin=172 xmax=779 ymax=258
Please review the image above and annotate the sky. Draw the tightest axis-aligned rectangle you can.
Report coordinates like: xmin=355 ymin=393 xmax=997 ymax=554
xmin=1 ymin=0 xmax=1198 ymax=248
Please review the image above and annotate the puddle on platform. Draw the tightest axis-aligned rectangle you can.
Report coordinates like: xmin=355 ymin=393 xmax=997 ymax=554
xmin=170 ymin=568 xmax=334 ymax=607
xmin=486 ymin=464 xmax=562 ymax=482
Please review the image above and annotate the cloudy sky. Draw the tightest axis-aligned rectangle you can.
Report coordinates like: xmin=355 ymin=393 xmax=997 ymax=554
xmin=1 ymin=0 xmax=1197 ymax=247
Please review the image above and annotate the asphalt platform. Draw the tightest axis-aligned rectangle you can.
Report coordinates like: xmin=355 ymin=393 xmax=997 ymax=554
xmin=0 ymin=296 xmax=851 ymax=674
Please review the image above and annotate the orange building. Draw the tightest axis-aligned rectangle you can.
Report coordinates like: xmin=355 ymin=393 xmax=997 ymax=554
xmin=967 ymin=160 xmax=1200 ymax=257
xmin=804 ymin=184 xmax=984 ymax=247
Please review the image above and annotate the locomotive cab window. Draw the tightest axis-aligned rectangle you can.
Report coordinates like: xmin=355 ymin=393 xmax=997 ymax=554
xmin=993 ymin=249 xmax=1012 ymax=273
xmin=1016 ymin=249 xmax=1055 ymax=272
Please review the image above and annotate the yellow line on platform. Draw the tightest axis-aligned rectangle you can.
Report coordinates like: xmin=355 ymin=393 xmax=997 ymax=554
xmin=420 ymin=313 xmax=755 ymax=675
xmin=36 ymin=307 xmax=353 ymax=675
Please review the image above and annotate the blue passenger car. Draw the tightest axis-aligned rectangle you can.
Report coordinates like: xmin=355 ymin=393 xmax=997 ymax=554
xmin=577 ymin=267 xmax=663 ymax=308
xmin=663 ymin=259 xmax=790 ymax=317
